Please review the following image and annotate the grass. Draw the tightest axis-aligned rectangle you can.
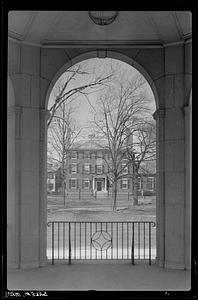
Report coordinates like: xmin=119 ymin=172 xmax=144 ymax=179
xmin=47 ymin=195 xmax=156 ymax=223
xmin=47 ymin=195 xmax=156 ymax=260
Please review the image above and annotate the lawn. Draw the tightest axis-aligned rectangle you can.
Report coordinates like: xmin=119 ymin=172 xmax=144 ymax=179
xmin=47 ymin=195 xmax=156 ymax=222
xmin=47 ymin=196 xmax=156 ymax=261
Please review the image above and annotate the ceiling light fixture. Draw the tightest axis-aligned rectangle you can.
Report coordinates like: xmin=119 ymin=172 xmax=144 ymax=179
xmin=88 ymin=11 xmax=118 ymax=26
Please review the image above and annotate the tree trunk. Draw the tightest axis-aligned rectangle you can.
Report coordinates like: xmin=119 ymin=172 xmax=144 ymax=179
xmin=112 ymin=179 xmax=118 ymax=211
xmin=133 ymin=173 xmax=139 ymax=206
xmin=62 ymin=180 xmax=66 ymax=206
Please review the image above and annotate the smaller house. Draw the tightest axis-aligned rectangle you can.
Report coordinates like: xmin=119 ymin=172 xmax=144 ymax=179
xmin=47 ymin=163 xmax=62 ymax=194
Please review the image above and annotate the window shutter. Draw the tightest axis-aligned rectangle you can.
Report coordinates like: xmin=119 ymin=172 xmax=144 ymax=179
xmin=128 ymin=179 xmax=130 ymax=189
xmin=77 ymin=164 xmax=79 ymax=173
xmin=77 ymin=179 xmax=79 ymax=189
xmin=82 ymin=179 xmax=84 ymax=189
xmin=90 ymin=179 xmax=92 ymax=189
xmin=82 ymin=164 xmax=84 ymax=174
xmin=69 ymin=164 xmax=72 ymax=174
xmin=89 ymin=164 xmax=91 ymax=174
xmin=69 ymin=179 xmax=71 ymax=189
xmin=69 ymin=152 xmax=71 ymax=159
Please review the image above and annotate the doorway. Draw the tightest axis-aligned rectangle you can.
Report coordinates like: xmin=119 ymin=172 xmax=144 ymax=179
xmin=96 ymin=181 xmax=102 ymax=191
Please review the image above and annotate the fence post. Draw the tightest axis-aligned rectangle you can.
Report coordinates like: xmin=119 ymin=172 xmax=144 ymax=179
xmin=68 ymin=222 xmax=71 ymax=265
xmin=149 ymin=222 xmax=151 ymax=265
xmin=52 ymin=223 xmax=54 ymax=265
xmin=131 ymin=223 xmax=135 ymax=265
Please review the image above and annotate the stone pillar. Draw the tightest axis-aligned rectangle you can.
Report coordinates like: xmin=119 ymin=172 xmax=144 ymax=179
xmin=153 ymin=108 xmax=165 ymax=268
xmin=154 ymin=106 xmax=186 ymax=269
xmin=7 ymin=104 xmax=50 ymax=268
xmin=184 ymin=105 xmax=191 ymax=270
xmin=7 ymin=105 xmax=22 ymax=268
xmin=39 ymin=109 xmax=51 ymax=266
xmin=19 ymin=106 xmax=41 ymax=268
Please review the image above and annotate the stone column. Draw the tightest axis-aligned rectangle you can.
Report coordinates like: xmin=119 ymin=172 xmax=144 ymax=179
xmin=184 ymin=105 xmax=191 ymax=270
xmin=154 ymin=106 xmax=186 ymax=269
xmin=7 ymin=105 xmax=22 ymax=268
xmin=19 ymin=106 xmax=41 ymax=268
xmin=153 ymin=108 xmax=165 ymax=268
xmin=39 ymin=109 xmax=51 ymax=266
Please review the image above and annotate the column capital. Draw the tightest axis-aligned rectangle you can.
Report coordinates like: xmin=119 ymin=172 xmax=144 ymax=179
xmin=183 ymin=105 xmax=191 ymax=117
xmin=40 ymin=109 xmax=51 ymax=121
xmin=153 ymin=107 xmax=186 ymax=120
xmin=153 ymin=109 xmax=165 ymax=120
xmin=7 ymin=105 xmax=22 ymax=116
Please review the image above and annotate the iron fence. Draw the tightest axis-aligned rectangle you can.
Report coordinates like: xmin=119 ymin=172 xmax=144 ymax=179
xmin=47 ymin=221 xmax=156 ymax=265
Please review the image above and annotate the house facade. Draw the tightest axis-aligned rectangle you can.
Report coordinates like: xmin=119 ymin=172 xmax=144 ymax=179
xmin=47 ymin=139 xmax=156 ymax=199
xmin=65 ymin=147 xmax=133 ymax=199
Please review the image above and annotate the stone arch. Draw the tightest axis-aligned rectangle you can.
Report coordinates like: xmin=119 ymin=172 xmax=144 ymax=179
xmin=44 ymin=49 xmax=159 ymax=265
xmin=45 ymin=50 xmax=159 ymax=110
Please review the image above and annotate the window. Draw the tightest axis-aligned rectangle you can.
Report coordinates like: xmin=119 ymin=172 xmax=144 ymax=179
xmin=48 ymin=183 xmax=54 ymax=190
xmin=83 ymin=179 xmax=90 ymax=189
xmin=84 ymin=163 xmax=90 ymax=174
xmin=146 ymin=177 xmax=153 ymax=190
xmin=121 ymin=164 xmax=128 ymax=174
xmin=91 ymin=152 xmax=96 ymax=159
xmin=71 ymin=151 xmax=77 ymax=159
xmin=97 ymin=151 xmax=102 ymax=159
xmin=121 ymin=179 xmax=128 ymax=189
xmin=85 ymin=151 xmax=90 ymax=159
xmin=71 ymin=163 xmax=77 ymax=174
xmin=48 ymin=172 xmax=54 ymax=179
xmin=96 ymin=165 xmax=103 ymax=174
xmin=70 ymin=178 xmax=77 ymax=189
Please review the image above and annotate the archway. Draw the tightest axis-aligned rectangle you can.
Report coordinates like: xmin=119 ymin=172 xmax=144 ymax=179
xmin=45 ymin=51 xmax=159 ymax=110
xmin=45 ymin=52 xmax=159 ymax=264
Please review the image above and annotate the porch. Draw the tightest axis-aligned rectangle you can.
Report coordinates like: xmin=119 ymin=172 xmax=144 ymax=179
xmin=7 ymin=261 xmax=190 ymax=291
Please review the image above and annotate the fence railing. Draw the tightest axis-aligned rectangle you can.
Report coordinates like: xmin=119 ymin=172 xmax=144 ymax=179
xmin=47 ymin=221 xmax=156 ymax=265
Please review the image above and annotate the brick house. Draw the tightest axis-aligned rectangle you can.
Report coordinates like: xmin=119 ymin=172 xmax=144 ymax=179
xmin=47 ymin=139 xmax=156 ymax=198
xmin=63 ymin=139 xmax=155 ymax=200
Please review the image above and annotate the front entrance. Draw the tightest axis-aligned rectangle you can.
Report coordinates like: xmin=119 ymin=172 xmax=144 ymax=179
xmin=97 ymin=181 xmax=102 ymax=191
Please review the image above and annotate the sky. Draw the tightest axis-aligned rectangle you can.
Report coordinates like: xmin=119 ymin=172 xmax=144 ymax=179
xmin=48 ymin=57 xmax=156 ymax=139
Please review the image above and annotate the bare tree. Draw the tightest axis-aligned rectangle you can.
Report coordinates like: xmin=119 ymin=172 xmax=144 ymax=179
xmin=125 ymin=120 xmax=156 ymax=205
xmin=47 ymin=101 xmax=82 ymax=205
xmin=47 ymin=61 xmax=113 ymax=203
xmin=47 ymin=63 xmax=113 ymax=128
xmin=91 ymin=75 xmax=155 ymax=210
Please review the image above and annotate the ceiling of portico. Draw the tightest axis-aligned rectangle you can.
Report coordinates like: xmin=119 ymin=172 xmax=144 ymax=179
xmin=8 ymin=11 xmax=191 ymax=47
